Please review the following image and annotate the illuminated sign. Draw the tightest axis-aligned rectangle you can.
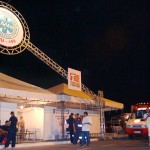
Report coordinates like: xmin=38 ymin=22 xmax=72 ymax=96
xmin=68 ymin=68 xmax=81 ymax=91
xmin=0 ymin=7 xmax=23 ymax=47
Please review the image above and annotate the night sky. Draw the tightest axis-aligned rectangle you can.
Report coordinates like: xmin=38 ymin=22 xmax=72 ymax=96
xmin=1 ymin=0 xmax=150 ymax=112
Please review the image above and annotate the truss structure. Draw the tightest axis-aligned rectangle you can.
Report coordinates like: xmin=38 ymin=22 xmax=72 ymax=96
xmin=0 ymin=1 xmax=30 ymax=55
xmin=0 ymin=1 xmax=106 ymax=138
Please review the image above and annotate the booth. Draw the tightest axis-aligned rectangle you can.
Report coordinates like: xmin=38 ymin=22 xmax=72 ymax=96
xmin=0 ymin=73 xmax=124 ymax=141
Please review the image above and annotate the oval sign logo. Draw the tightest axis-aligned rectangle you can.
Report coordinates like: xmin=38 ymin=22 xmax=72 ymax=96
xmin=0 ymin=7 xmax=23 ymax=47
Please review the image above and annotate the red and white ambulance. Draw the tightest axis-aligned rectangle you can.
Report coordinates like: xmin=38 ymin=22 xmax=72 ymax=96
xmin=126 ymin=102 xmax=150 ymax=138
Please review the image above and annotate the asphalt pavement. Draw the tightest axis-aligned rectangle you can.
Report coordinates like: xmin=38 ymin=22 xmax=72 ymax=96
xmin=0 ymin=136 xmax=149 ymax=150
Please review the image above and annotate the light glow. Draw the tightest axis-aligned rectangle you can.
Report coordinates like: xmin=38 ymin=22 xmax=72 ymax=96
xmin=134 ymin=119 xmax=141 ymax=123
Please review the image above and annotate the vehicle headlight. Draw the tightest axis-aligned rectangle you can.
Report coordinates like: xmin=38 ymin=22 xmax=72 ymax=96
xmin=134 ymin=119 xmax=141 ymax=123
xmin=126 ymin=124 xmax=133 ymax=128
xmin=141 ymin=124 xmax=147 ymax=128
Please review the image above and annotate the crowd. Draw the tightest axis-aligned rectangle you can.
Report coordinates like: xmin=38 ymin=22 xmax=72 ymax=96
xmin=66 ymin=111 xmax=92 ymax=147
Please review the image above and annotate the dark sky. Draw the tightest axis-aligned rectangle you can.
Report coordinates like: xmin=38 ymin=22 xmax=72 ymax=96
xmin=1 ymin=0 xmax=150 ymax=112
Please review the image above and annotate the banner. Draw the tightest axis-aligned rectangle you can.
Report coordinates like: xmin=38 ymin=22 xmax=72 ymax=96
xmin=68 ymin=68 xmax=81 ymax=91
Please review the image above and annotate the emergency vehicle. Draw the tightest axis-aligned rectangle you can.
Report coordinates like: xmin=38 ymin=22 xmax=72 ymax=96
xmin=126 ymin=102 xmax=150 ymax=138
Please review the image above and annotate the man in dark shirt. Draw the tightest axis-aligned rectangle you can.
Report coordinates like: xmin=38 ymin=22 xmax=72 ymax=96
xmin=4 ymin=111 xmax=18 ymax=148
xmin=73 ymin=113 xmax=82 ymax=144
xmin=0 ymin=120 xmax=10 ymax=143
xmin=66 ymin=113 xmax=74 ymax=143
xmin=1 ymin=121 xmax=10 ymax=132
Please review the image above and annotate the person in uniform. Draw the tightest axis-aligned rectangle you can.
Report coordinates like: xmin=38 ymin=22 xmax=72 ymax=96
xmin=66 ymin=113 xmax=74 ymax=143
xmin=4 ymin=111 xmax=18 ymax=148
xmin=73 ymin=113 xmax=82 ymax=144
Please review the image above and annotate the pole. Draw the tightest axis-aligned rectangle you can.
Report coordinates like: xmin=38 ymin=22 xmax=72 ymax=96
xmin=61 ymin=101 xmax=65 ymax=140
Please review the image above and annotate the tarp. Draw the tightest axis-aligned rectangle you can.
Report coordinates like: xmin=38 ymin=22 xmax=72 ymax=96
xmin=48 ymin=83 xmax=124 ymax=110
xmin=102 ymin=97 xmax=124 ymax=111
xmin=0 ymin=73 xmax=124 ymax=110
xmin=0 ymin=73 xmax=58 ymax=104
xmin=48 ymin=83 xmax=92 ymax=100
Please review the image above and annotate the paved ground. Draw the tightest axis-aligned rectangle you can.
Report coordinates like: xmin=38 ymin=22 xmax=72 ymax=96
xmin=0 ymin=137 xmax=149 ymax=150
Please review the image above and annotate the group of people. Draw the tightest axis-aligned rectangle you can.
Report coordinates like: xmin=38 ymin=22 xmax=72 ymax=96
xmin=0 ymin=111 xmax=25 ymax=148
xmin=2 ymin=109 xmax=150 ymax=148
xmin=66 ymin=111 xmax=92 ymax=147
xmin=0 ymin=111 xmax=18 ymax=148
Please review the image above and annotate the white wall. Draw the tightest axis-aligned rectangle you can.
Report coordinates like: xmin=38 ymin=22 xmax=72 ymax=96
xmin=43 ymin=107 xmax=100 ymax=140
xmin=43 ymin=106 xmax=56 ymax=140
xmin=16 ymin=106 xmax=100 ymax=141
xmin=44 ymin=106 xmax=69 ymax=140
xmin=89 ymin=113 xmax=100 ymax=133
xmin=0 ymin=102 xmax=17 ymax=125
xmin=18 ymin=107 xmax=44 ymax=140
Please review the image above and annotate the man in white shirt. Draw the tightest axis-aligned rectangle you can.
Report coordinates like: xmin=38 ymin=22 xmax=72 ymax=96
xmin=143 ymin=108 xmax=150 ymax=146
xmin=81 ymin=111 xmax=92 ymax=147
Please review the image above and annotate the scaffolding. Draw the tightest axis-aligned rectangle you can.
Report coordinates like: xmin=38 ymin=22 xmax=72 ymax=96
xmin=0 ymin=1 xmax=106 ymax=139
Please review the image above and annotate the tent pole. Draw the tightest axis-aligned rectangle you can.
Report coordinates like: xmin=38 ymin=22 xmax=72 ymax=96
xmin=61 ymin=101 xmax=65 ymax=140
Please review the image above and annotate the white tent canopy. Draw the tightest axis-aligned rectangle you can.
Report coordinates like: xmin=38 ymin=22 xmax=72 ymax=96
xmin=0 ymin=72 xmax=124 ymax=110
xmin=0 ymin=73 xmax=58 ymax=104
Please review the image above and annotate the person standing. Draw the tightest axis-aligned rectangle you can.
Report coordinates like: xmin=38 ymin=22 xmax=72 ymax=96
xmin=73 ymin=113 xmax=82 ymax=144
xmin=19 ymin=116 xmax=25 ymax=141
xmin=66 ymin=113 xmax=74 ymax=143
xmin=80 ymin=112 xmax=92 ymax=147
xmin=143 ymin=108 xmax=150 ymax=146
xmin=4 ymin=111 xmax=18 ymax=148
